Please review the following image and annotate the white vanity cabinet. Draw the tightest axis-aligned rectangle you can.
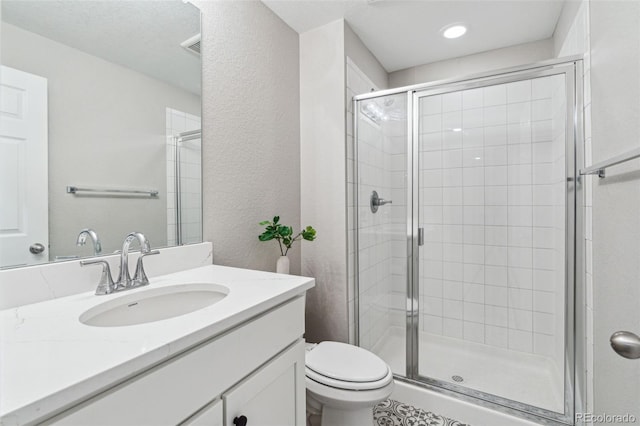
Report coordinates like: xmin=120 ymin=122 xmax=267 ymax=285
xmin=41 ymin=296 xmax=307 ymax=426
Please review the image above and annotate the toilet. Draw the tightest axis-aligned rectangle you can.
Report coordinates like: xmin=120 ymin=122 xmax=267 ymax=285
xmin=305 ymin=341 xmax=394 ymax=426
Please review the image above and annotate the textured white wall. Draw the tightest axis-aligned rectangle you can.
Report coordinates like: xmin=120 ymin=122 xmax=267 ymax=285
xmin=590 ymin=0 xmax=640 ymax=418
xmin=1 ymin=22 xmax=200 ymax=259
xmin=196 ymin=1 xmax=301 ymax=275
xmin=389 ymin=39 xmax=554 ymax=88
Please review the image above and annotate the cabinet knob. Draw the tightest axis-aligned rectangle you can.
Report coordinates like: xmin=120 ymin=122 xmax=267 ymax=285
xmin=233 ymin=415 xmax=248 ymax=426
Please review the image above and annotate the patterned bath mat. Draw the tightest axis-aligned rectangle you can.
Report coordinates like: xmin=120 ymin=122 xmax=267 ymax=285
xmin=374 ymin=399 xmax=471 ymax=426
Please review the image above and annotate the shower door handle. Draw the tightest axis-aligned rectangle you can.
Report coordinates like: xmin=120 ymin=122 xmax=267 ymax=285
xmin=610 ymin=331 xmax=640 ymax=359
xmin=418 ymin=228 xmax=424 ymax=246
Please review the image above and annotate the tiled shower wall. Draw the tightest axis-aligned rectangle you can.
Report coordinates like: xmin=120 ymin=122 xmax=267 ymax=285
xmin=418 ymin=76 xmax=567 ymax=371
xmin=347 ymin=59 xmax=408 ymax=350
xmin=166 ymin=108 xmax=202 ymax=246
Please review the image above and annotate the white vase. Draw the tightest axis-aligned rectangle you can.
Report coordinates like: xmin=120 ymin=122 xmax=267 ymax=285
xmin=276 ymin=255 xmax=290 ymax=274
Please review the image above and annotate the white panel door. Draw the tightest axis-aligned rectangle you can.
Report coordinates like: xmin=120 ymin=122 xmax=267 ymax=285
xmin=0 ymin=66 xmax=48 ymax=267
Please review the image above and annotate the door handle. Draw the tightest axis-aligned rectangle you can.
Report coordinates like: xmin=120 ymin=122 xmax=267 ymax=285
xmin=610 ymin=331 xmax=640 ymax=359
xmin=29 ymin=243 xmax=45 ymax=254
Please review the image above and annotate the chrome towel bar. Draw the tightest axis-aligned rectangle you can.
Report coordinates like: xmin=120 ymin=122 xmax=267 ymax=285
xmin=66 ymin=186 xmax=159 ymax=197
xmin=580 ymin=146 xmax=640 ymax=178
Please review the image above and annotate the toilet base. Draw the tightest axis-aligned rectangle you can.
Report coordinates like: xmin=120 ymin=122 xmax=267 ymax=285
xmin=320 ymin=406 xmax=374 ymax=426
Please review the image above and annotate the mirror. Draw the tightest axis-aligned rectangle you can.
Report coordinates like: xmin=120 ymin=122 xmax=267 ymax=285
xmin=0 ymin=0 xmax=202 ymax=268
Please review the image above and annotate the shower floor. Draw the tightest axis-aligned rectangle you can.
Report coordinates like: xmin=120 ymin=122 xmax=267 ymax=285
xmin=371 ymin=326 xmax=564 ymax=413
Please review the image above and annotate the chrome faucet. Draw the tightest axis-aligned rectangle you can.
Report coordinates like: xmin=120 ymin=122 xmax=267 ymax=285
xmin=117 ymin=231 xmax=159 ymax=288
xmin=76 ymin=228 xmax=102 ymax=255
xmin=80 ymin=231 xmax=159 ymax=295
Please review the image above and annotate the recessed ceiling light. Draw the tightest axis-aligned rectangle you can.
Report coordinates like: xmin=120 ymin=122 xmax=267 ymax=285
xmin=442 ymin=25 xmax=467 ymax=39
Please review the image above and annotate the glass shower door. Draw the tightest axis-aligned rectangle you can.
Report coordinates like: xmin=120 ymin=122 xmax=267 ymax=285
xmin=355 ymin=92 xmax=409 ymax=376
xmin=414 ymin=72 xmax=572 ymax=418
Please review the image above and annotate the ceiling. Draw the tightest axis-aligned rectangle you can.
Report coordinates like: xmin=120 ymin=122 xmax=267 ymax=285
xmin=1 ymin=0 xmax=201 ymax=94
xmin=262 ymin=0 xmax=565 ymax=72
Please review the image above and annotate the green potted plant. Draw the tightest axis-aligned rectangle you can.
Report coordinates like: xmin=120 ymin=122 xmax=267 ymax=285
xmin=258 ymin=216 xmax=316 ymax=274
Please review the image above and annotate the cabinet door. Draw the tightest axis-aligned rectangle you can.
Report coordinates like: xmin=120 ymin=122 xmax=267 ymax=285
xmin=181 ymin=399 xmax=223 ymax=426
xmin=224 ymin=340 xmax=305 ymax=426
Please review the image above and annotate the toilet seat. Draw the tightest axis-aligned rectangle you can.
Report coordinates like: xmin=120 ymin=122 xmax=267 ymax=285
xmin=305 ymin=341 xmax=394 ymax=391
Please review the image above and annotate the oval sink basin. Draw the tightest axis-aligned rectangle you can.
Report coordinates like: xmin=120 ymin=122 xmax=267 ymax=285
xmin=80 ymin=283 xmax=229 ymax=327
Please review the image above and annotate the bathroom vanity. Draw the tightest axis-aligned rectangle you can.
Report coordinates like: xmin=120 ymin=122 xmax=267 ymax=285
xmin=0 ymin=263 xmax=314 ymax=425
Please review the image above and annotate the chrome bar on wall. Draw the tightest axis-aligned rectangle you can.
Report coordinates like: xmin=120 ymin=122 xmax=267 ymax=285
xmin=173 ymin=129 xmax=202 ymax=245
xmin=579 ymin=146 xmax=640 ymax=178
xmin=66 ymin=186 xmax=159 ymax=197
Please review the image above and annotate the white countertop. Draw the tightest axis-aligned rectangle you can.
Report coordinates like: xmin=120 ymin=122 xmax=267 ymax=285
xmin=0 ymin=265 xmax=314 ymax=425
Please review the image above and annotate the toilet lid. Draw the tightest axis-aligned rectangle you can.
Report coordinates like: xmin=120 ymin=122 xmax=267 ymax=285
xmin=305 ymin=341 xmax=389 ymax=383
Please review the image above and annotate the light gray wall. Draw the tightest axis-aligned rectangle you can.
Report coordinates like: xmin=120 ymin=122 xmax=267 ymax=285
xmin=300 ymin=19 xmax=348 ymax=343
xmin=590 ymin=1 xmax=640 ymax=417
xmin=344 ymin=23 xmax=389 ymax=90
xmin=1 ymin=22 xmax=200 ymax=259
xmin=552 ymin=0 xmax=582 ymax=57
xmin=389 ymin=38 xmax=554 ymax=88
xmin=195 ymin=1 xmax=302 ymax=275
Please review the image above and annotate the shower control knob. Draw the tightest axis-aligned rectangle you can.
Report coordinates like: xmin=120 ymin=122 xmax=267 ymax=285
xmin=233 ymin=415 xmax=248 ymax=426
xmin=29 ymin=243 xmax=45 ymax=254
xmin=610 ymin=331 xmax=640 ymax=359
xmin=370 ymin=190 xmax=393 ymax=213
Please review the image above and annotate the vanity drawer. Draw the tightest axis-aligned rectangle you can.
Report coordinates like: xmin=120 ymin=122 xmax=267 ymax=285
xmin=42 ymin=296 xmax=305 ymax=426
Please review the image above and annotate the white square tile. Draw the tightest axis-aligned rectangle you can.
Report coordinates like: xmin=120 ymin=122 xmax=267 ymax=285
xmin=443 ymin=111 xmax=463 ymax=131
xmin=443 ymin=243 xmax=463 ymax=262
xmin=424 ymin=296 xmax=444 ymax=316
xmin=421 ymin=132 xmax=443 ymax=151
xmin=463 ymin=225 xmax=484 ymax=244
xmin=463 ymin=302 xmax=484 ymax=323
xmin=463 ymin=108 xmax=483 ymax=129
xmin=484 ymin=105 xmax=507 ymax=127
xmin=533 ymin=312 xmax=555 ymax=335
xmin=508 ymin=267 xmax=533 ymax=289
xmin=532 ymin=120 xmax=553 ymax=142
xmin=486 ymin=284 xmax=509 ymax=306
xmin=464 ymin=282 xmax=484 ymax=303
xmin=532 ymin=142 xmax=553 ymax=164
xmin=421 ymin=96 xmax=442 ymax=115
xmin=443 ymin=130 xmax=463 ymax=149
xmin=532 ymin=185 xmax=553 ymax=206
xmin=463 ymin=206 xmax=484 ymax=225
xmin=443 ymin=187 xmax=463 ymax=205
xmin=485 ymin=186 xmax=508 ymax=206
xmin=532 ymin=77 xmax=553 ymax=100
xmin=508 ymin=226 xmax=533 ymax=247
xmin=507 ymin=102 xmax=532 ymax=125
xmin=485 ymin=226 xmax=508 ymax=246
xmin=464 ymin=263 xmax=485 ymax=284
xmin=463 ymin=167 xmax=485 ymax=187
xmin=508 ymin=288 xmax=533 ymax=310
xmin=508 ymin=164 xmax=532 ymax=185
xmin=507 ymin=185 xmax=532 ymax=206
xmin=484 ymin=146 xmax=507 ymax=166
xmin=533 ymin=290 xmax=555 ymax=313
xmin=506 ymin=80 xmax=531 ymax=103
xmin=423 ymin=188 xmax=443 ymax=206
xmin=484 ymin=84 xmax=507 ymax=107
xmin=442 ymin=92 xmax=462 ymax=112
xmin=533 ymin=163 xmax=554 ymax=185
xmin=509 ymin=308 xmax=533 ymax=331
xmin=422 ymin=114 xmax=442 ymax=133
xmin=443 ymin=297 xmax=462 ymax=318
xmin=485 ymin=266 xmax=508 ymax=287
xmin=533 ymin=248 xmax=556 ymax=270
xmin=442 ymin=149 xmax=462 ymax=168
xmin=442 ymin=225 xmax=463 ymax=243
xmin=533 ymin=333 xmax=555 ymax=357
xmin=509 ymin=329 xmax=533 ymax=352
xmin=507 ymin=122 xmax=532 ymax=145
xmin=442 ymin=206 xmax=463 ymax=225
xmin=533 ymin=206 xmax=554 ymax=227
xmin=462 ymin=148 xmax=484 ymax=168
xmin=508 ymin=247 xmax=533 ymax=268
xmin=463 ymin=244 xmax=485 ymax=264
xmin=484 ymin=125 xmax=508 ymax=146
xmin=485 ymin=325 xmax=508 ymax=348
xmin=443 ymin=318 xmax=463 ymax=338
xmin=485 ymin=305 xmax=508 ymax=326
xmin=442 ymin=169 xmax=463 ymax=187
xmin=463 ymin=88 xmax=484 ymax=109
xmin=508 ymin=206 xmax=533 ymax=227
xmin=463 ymin=127 xmax=484 ymax=148
xmin=508 ymin=144 xmax=532 ymax=165
xmin=485 ymin=166 xmax=508 ymax=186
xmin=532 ymin=99 xmax=553 ymax=121
xmin=485 ymin=245 xmax=508 ymax=266
xmin=485 ymin=206 xmax=508 ymax=226
xmin=533 ymin=269 xmax=555 ymax=292
xmin=443 ymin=280 xmax=463 ymax=300
xmin=443 ymin=261 xmax=464 ymax=281
xmin=463 ymin=187 xmax=484 ymax=206
xmin=464 ymin=321 xmax=485 ymax=343
xmin=532 ymin=227 xmax=554 ymax=249
xmin=424 ymin=315 xmax=444 ymax=335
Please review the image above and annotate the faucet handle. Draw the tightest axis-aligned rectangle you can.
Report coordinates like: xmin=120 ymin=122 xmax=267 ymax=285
xmin=80 ymin=259 xmax=115 ymax=295
xmin=132 ymin=250 xmax=160 ymax=287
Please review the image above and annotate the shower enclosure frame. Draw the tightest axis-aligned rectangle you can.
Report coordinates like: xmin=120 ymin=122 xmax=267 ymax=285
xmin=352 ymin=56 xmax=585 ymax=425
